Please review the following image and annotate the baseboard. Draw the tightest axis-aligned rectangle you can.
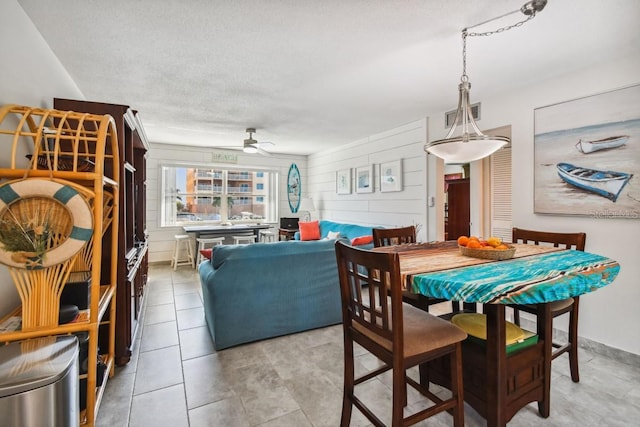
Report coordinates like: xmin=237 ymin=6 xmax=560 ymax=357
xmin=518 ymin=317 xmax=640 ymax=367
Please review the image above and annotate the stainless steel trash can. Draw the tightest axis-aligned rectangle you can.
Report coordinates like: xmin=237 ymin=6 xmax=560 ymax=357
xmin=0 ymin=335 xmax=79 ymax=427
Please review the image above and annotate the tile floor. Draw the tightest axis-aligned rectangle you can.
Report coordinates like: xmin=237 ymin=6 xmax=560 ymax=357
xmin=96 ymin=264 xmax=640 ymax=426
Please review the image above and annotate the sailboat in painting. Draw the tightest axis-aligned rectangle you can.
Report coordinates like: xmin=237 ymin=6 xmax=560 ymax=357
xmin=557 ymin=162 xmax=633 ymax=202
xmin=575 ymin=135 xmax=629 ymax=154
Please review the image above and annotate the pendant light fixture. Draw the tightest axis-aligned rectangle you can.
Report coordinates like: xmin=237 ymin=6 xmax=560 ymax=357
xmin=425 ymin=0 xmax=547 ymax=163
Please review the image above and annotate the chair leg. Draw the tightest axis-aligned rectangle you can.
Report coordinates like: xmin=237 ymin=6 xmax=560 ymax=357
xmin=341 ymin=337 xmax=355 ymax=427
xmin=450 ymin=343 xmax=465 ymax=427
xmin=568 ymin=297 xmax=580 ymax=383
xmin=392 ymin=367 xmax=406 ymax=426
xmin=171 ymin=240 xmax=179 ymax=271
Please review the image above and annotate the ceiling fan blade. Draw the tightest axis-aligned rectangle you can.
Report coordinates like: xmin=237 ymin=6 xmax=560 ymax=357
xmin=256 ymin=146 xmax=273 ymax=156
xmin=257 ymin=141 xmax=274 ymax=148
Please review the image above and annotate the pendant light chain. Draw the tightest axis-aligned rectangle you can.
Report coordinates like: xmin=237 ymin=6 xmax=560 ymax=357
xmin=461 ymin=30 xmax=469 ymax=83
xmin=460 ymin=7 xmax=540 ymax=84
xmin=467 ymin=13 xmax=536 ymax=38
xmin=425 ymin=0 xmax=546 ymax=163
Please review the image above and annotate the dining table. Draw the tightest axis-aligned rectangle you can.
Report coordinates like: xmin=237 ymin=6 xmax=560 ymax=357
xmin=372 ymin=241 xmax=620 ymax=427
xmin=183 ymin=223 xmax=271 ymax=254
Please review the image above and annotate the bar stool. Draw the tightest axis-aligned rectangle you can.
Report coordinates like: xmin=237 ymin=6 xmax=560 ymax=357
xmin=259 ymin=230 xmax=276 ymax=243
xmin=232 ymin=235 xmax=256 ymax=245
xmin=195 ymin=236 xmax=225 ymax=267
xmin=171 ymin=234 xmax=194 ymax=270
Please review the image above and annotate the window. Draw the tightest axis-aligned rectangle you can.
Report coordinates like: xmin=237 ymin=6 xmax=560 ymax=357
xmin=160 ymin=164 xmax=278 ymax=226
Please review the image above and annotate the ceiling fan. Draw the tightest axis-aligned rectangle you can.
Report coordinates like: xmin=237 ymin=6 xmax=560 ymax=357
xmin=241 ymin=128 xmax=274 ymax=156
xmin=215 ymin=128 xmax=274 ymax=155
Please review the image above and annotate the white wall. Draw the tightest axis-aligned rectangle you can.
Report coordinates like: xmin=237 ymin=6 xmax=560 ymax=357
xmin=307 ymin=119 xmax=429 ymax=241
xmin=145 ymin=143 xmax=307 ymax=263
xmin=494 ymin=58 xmax=640 ymax=356
xmin=309 ymin=54 xmax=640 ymax=355
xmin=0 ymin=1 xmax=84 ymax=317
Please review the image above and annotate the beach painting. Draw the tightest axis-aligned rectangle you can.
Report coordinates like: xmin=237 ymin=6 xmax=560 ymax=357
xmin=534 ymin=84 xmax=640 ymax=219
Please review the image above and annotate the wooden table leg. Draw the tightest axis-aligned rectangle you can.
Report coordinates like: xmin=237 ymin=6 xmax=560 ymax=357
xmin=537 ymin=303 xmax=552 ymax=418
xmin=485 ymin=304 xmax=507 ymax=427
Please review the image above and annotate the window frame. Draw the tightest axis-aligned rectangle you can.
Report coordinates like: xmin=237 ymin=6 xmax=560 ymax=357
xmin=159 ymin=161 xmax=279 ymax=227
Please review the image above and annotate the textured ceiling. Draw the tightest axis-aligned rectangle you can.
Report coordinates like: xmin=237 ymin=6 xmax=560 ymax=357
xmin=17 ymin=0 xmax=640 ymax=155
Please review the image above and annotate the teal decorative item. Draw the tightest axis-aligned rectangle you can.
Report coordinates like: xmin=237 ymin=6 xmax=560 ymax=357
xmin=287 ymin=163 xmax=301 ymax=213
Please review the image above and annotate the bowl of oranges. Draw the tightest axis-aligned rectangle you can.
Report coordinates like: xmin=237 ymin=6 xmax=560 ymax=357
xmin=457 ymin=235 xmax=516 ymax=260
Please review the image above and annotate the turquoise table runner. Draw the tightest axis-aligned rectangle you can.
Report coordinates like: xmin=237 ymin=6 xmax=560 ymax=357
xmin=411 ymin=250 xmax=620 ymax=304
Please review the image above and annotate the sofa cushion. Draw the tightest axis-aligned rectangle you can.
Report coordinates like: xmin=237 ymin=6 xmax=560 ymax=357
xmin=200 ymin=249 xmax=213 ymax=260
xmin=299 ymin=220 xmax=321 ymax=240
xmin=351 ymin=235 xmax=374 ymax=246
xmin=326 ymin=231 xmax=341 ymax=240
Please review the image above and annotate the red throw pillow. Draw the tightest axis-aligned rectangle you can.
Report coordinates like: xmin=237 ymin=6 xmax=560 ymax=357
xmin=200 ymin=249 xmax=213 ymax=260
xmin=299 ymin=220 xmax=321 ymax=241
xmin=351 ymin=235 xmax=373 ymax=246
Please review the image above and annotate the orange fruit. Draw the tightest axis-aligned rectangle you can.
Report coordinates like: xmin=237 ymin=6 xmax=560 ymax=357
xmin=495 ymin=244 xmax=509 ymax=250
xmin=457 ymin=236 xmax=469 ymax=246
xmin=487 ymin=237 xmax=502 ymax=247
xmin=467 ymin=240 xmax=482 ymax=249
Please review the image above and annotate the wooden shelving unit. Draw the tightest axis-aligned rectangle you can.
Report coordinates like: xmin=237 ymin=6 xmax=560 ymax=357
xmin=0 ymin=104 xmax=120 ymax=427
xmin=53 ymin=98 xmax=149 ymax=366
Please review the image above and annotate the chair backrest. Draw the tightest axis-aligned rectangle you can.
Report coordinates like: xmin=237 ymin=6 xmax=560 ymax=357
xmin=372 ymin=225 xmax=416 ymax=248
xmin=335 ymin=240 xmax=404 ymax=352
xmin=512 ymin=227 xmax=586 ymax=251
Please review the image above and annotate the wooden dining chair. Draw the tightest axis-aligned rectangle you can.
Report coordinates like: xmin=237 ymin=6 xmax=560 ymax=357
xmin=511 ymin=227 xmax=587 ymax=383
xmin=335 ymin=240 xmax=467 ymax=426
xmin=373 ymin=226 xmax=450 ymax=312
xmin=372 ymin=225 xmax=417 ymax=247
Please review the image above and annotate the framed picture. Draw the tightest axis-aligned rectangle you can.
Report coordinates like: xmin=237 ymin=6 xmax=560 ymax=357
xmin=534 ymin=84 xmax=640 ymax=218
xmin=356 ymin=165 xmax=374 ymax=193
xmin=379 ymin=160 xmax=403 ymax=192
xmin=336 ymin=168 xmax=351 ymax=194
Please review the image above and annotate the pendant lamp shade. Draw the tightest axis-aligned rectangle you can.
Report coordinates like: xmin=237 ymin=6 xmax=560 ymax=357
xmin=426 ymin=82 xmax=508 ymax=163
xmin=425 ymin=0 xmax=546 ymax=163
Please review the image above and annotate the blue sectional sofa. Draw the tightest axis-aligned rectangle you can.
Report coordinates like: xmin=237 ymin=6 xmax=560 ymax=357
xmin=198 ymin=220 xmax=376 ymax=350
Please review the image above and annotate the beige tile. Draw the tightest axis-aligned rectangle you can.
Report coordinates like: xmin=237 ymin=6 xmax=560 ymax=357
xmin=255 ymin=409 xmax=313 ymax=427
xmin=183 ymin=353 xmax=235 ymax=409
xmin=133 ymin=345 xmax=183 ymax=395
xmin=139 ymin=320 xmax=179 ymax=352
xmin=188 ymin=397 xmax=250 ymax=427
xmin=179 ymin=325 xmax=215 ymax=360
xmin=143 ymin=302 xmax=176 ymax=325
xmin=129 ymin=384 xmax=188 ymax=427
xmin=97 ymin=265 xmax=640 ymax=427
xmin=174 ymin=292 xmax=203 ymax=310
xmin=176 ymin=306 xmax=207 ymax=330
xmin=95 ymin=371 xmax=135 ymax=427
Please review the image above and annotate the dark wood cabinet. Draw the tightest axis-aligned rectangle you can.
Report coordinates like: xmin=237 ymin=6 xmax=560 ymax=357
xmin=54 ymin=98 xmax=149 ymax=365
xmin=446 ymin=178 xmax=470 ymax=240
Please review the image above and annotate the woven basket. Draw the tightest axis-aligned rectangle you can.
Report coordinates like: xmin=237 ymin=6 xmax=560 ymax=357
xmin=459 ymin=244 xmax=516 ymax=260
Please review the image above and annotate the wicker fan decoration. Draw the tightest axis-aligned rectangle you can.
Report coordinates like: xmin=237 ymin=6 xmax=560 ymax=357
xmin=0 ymin=179 xmax=93 ymax=270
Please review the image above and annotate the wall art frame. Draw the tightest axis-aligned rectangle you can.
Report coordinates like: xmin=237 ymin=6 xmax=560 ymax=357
xmin=534 ymin=84 xmax=640 ymax=219
xmin=379 ymin=159 xmax=403 ymax=192
xmin=356 ymin=165 xmax=374 ymax=193
xmin=336 ymin=168 xmax=351 ymax=194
